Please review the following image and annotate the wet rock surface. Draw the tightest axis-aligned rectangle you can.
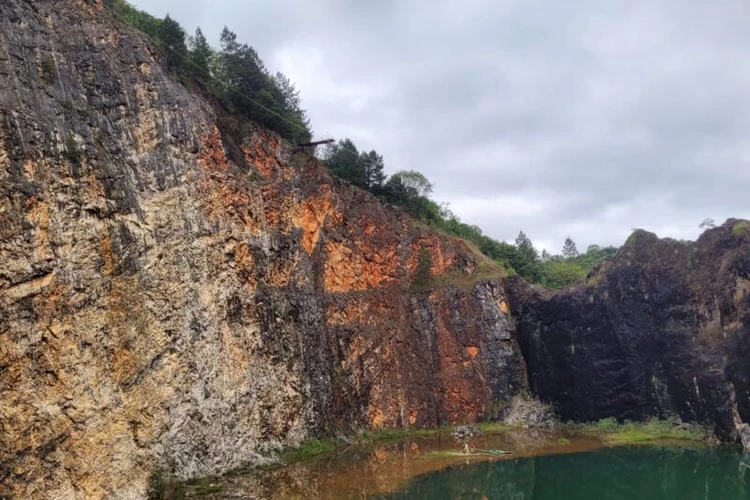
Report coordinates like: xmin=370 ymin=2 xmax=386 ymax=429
xmin=0 ymin=1 xmax=526 ymax=498
xmin=507 ymin=221 xmax=750 ymax=442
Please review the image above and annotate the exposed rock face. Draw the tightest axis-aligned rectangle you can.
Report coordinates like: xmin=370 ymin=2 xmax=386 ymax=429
xmin=507 ymin=222 xmax=750 ymax=441
xmin=0 ymin=1 xmax=526 ymax=497
xmin=738 ymin=424 xmax=750 ymax=451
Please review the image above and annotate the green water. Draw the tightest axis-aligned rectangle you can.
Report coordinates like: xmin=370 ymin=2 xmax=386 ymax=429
xmin=379 ymin=446 xmax=750 ymax=499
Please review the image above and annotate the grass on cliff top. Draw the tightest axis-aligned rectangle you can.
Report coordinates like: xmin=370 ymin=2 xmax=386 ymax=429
xmin=408 ymin=220 xmax=510 ymax=290
xmin=566 ymin=417 xmax=708 ymax=444
xmin=432 ymin=258 xmax=508 ymax=291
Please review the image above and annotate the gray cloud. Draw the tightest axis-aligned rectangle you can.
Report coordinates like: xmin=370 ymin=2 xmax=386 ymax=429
xmin=133 ymin=0 xmax=750 ymax=252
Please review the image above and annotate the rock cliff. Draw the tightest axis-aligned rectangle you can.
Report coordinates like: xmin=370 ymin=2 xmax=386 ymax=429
xmin=508 ymin=221 xmax=750 ymax=442
xmin=0 ymin=1 xmax=526 ymax=497
xmin=3 ymin=1 xmax=749 ymax=498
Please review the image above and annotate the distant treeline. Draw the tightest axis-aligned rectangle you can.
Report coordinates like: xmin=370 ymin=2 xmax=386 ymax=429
xmin=104 ymin=0 xmax=312 ymax=143
xmin=104 ymin=0 xmax=617 ymax=289
xmin=321 ymin=139 xmax=618 ymax=288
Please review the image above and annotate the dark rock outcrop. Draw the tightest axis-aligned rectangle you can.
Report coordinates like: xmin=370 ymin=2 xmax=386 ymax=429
xmin=507 ymin=221 xmax=750 ymax=441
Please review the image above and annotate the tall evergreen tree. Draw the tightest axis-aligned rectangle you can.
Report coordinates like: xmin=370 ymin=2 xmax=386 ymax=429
xmin=324 ymin=139 xmax=364 ymax=186
xmin=513 ymin=231 xmax=543 ymax=282
xmin=213 ymin=27 xmax=311 ymax=142
xmin=361 ymin=150 xmax=386 ymax=191
xmin=157 ymin=15 xmax=187 ymax=71
xmin=188 ymin=27 xmax=212 ymax=82
xmin=274 ymin=73 xmax=302 ymax=115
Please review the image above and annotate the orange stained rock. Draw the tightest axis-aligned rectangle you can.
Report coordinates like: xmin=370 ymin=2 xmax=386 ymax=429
xmin=23 ymin=159 xmax=36 ymax=176
xmin=198 ymin=127 xmax=230 ymax=171
xmin=228 ymin=241 xmax=258 ymax=290
xmin=323 ymin=240 xmax=397 ymax=293
xmin=408 ymin=236 xmax=454 ymax=276
xmin=370 ymin=408 xmax=385 ymax=428
xmin=434 ymin=304 xmax=492 ymax=423
xmin=290 ymin=189 xmax=338 ymax=254
xmin=195 ymin=130 xmax=262 ymax=235
xmin=25 ymin=198 xmax=51 ymax=251
xmin=499 ymin=300 xmax=511 ymax=315
xmin=196 ymin=177 xmax=261 ymax=235
xmin=245 ymin=131 xmax=283 ymax=178
xmin=100 ymin=233 xmax=115 ymax=276
xmin=408 ymin=409 xmax=418 ymax=425
xmin=325 ymin=299 xmax=373 ymax=326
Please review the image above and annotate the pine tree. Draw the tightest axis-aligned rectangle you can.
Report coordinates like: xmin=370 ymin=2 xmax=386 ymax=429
xmin=361 ymin=150 xmax=386 ymax=191
xmin=515 ymin=231 xmax=534 ymax=253
xmin=188 ymin=27 xmax=212 ymax=82
xmin=324 ymin=139 xmax=364 ymax=187
xmin=157 ymin=15 xmax=187 ymax=71
xmin=214 ymin=27 xmax=311 ymax=142
xmin=513 ymin=231 xmax=543 ymax=282
xmin=272 ymin=72 xmax=311 ymax=142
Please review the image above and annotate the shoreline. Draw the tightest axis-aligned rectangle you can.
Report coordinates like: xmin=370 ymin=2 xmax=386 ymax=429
xmin=168 ymin=419 xmax=712 ymax=499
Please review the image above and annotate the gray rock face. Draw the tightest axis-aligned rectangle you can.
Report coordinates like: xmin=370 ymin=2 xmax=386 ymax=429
xmin=739 ymin=424 xmax=750 ymax=451
xmin=0 ymin=2 xmax=527 ymax=498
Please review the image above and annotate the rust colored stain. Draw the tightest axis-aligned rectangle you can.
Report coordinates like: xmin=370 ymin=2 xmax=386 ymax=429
xmin=244 ymin=130 xmax=283 ymax=178
xmin=290 ymin=189 xmax=337 ymax=254
xmin=199 ymin=127 xmax=230 ymax=171
xmin=500 ymin=300 xmax=511 ymax=315
xmin=100 ymin=233 xmax=115 ymax=276
xmin=323 ymin=240 xmax=397 ymax=293
xmin=408 ymin=409 xmax=418 ymax=425
xmin=406 ymin=235 xmax=454 ymax=276
xmin=196 ymin=127 xmax=262 ymax=236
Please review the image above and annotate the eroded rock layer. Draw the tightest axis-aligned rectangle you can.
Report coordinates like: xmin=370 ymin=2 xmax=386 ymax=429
xmin=0 ymin=1 xmax=526 ymax=498
xmin=508 ymin=222 xmax=750 ymax=441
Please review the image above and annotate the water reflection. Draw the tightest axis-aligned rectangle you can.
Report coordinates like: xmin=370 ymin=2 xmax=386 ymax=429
xmin=210 ymin=430 xmax=597 ymax=498
xmin=203 ymin=431 xmax=746 ymax=499
xmin=380 ymin=446 xmax=749 ymax=500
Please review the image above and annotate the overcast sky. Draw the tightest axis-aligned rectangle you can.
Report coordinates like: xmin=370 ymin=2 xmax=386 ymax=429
xmin=133 ymin=0 xmax=750 ymax=252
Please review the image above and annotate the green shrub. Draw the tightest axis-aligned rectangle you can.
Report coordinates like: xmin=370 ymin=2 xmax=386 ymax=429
xmin=411 ymin=245 xmax=433 ymax=294
xmin=569 ymin=417 xmax=707 ymax=444
xmin=62 ymin=134 xmax=81 ymax=164
xmin=596 ymin=417 xmax=619 ymax=431
xmin=732 ymin=221 xmax=749 ymax=238
xmin=41 ymin=54 xmax=56 ymax=84
xmin=541 ymin=260 xmax=587 ymax=289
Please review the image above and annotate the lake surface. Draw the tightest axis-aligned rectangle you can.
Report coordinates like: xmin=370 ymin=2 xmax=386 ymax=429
xmin=201 ymin=431 xmax=749 ymax=499
xmin=379 ymin=445 xmax=750 ymax=499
